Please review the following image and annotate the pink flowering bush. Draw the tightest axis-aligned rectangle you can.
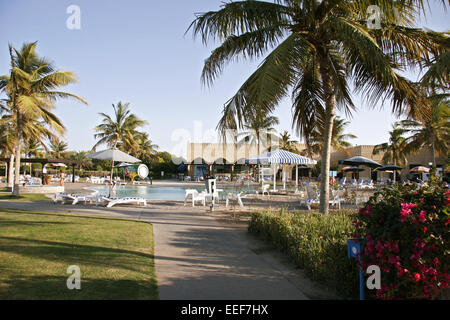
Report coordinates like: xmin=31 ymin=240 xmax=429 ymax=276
xmin=354 ymin=185 xmax=449 ymax=299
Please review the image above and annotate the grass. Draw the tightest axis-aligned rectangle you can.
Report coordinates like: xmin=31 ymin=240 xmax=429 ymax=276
xmin=0 ymin=192 xmax=50 ymax=202
xmin=0 ymin=208 xmax=158 ymax=300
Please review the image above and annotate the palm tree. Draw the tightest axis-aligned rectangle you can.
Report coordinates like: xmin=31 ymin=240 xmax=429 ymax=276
xmin=307 ymin=116 xmax=357 ymax=156
xmin=93 ymin=101 xmax=148 ymax=151
xmin=69 ymin=151 xmax=93 ymax=171
xmin=49 ymin=138 xmax=69 ymax=159
xmin=237 ymin=110 xmax=279 ymax=182
xmin=0 ymin=42 xmax=87 ymax=195
xmin=0 ymin=120 xmax=15 ymax=188
xmin=132 ymin=132 xmax=159 ymax=162
xmin=24 ymin=138 xmax=44 ymax=175
xmin=372 ymin=125 xmax=409 ymax=166
xmin=398 ymin=95 xmax=450 ymax=167
xmin=238 ymin=110 xmax=279 ymax=151
xmin=279 ymin=130 xmax=299 ymax=153
xmin=188 ymin=0 xmax=447 ymax=213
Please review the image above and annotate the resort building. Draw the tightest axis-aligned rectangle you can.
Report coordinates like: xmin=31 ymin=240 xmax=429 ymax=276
xmin=185 ymin=142 xmax=447 ymax=181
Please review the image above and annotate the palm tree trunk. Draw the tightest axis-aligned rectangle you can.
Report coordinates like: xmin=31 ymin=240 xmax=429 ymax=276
xmin=13 ymin=112 xmax=23 ymax=196
xmin=319 ymin=64 xmax=335 ymax=214
xmin=7 ymin=154 xmax=14 ymax=189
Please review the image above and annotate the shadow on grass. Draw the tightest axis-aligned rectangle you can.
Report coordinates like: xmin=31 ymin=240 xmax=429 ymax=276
xmin=0 ymin=236 xmax=155 ymax=274
xmin=0 ymin=275 xmax=158 ymax=300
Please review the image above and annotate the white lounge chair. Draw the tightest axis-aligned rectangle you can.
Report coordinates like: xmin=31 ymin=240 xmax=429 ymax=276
xmin=257 ymin=184 xmax=270 ymax=196
xmin=299 ymin=185 xmax=320 ymax=210
xmin=225 ymin=192 xmax=244 ymax=208
xmin=101 ymin=197 xmax=147 ymax=208
xmin=184 ymin=189 xmax=206 ymax=207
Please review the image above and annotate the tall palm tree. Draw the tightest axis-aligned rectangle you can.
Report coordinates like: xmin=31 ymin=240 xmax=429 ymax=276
xmin=49 ymin=138 xmax=69 ymax=159
xmin=279 ymin=130 xmax=299 ymax=153
xmin=237 ymin=110 xmax=279 ymax=182
xmin=398 ymin=95 xmax=450 ymax=167
xmin=0 ymin=42 xmax=87 ymax=195
xmin=0 ymin=120 xmax=15 ymax=188
xmin=132 ymin=132 xmax=159 ymax=162
xmin=372 ymin=125 xmax=409 ymax=166
xmin=93 ymin=101 xmax=148 ymax=151
xmin=307 ymin=116 xmax=357 ymax=156
xmin=69 ymin=151 xmax=93 ymax=171
xmin=24 ymin=138 xmax=44 ymax=175
xmin=188 ymin=0 xmax=447 ymax=213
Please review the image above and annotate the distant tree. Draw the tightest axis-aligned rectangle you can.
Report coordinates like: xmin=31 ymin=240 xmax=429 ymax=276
xmin=372 ymin=125 xmax=409 ymax=166
xmin=279 ymin=130 xmax=299 ymax=153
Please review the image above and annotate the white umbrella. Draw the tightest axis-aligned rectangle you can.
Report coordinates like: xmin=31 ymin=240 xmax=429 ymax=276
xmin=87 ymin=148 xmax=141 ymax=185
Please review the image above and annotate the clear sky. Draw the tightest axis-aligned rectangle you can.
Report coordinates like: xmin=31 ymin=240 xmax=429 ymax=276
xmin=1 ymin=0 xmax=449 ymax=158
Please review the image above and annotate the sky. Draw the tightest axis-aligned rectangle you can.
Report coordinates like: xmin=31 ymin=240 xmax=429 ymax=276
xmin=0 ymin=0 xmax=449 ymax=158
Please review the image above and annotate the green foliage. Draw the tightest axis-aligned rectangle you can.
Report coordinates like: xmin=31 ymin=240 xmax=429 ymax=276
xmin=355 ymin=185 xmax=450 ymax=299
xmin=249 ymin=209 xmax=359 ymax=298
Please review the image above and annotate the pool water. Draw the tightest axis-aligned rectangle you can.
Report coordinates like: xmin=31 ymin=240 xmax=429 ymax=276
xmin=89 ymin=185 xmax=260 ymax=201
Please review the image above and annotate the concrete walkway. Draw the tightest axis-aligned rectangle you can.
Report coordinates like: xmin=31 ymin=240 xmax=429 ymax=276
xmin=0 ymin=199 xmax=328 ymax=300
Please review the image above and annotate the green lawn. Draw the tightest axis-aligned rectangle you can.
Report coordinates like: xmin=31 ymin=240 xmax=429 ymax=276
xmin=0 ymin=209 xmax=158 ymax=299
xmin=0 ymin=193 xmax=50 ymax=202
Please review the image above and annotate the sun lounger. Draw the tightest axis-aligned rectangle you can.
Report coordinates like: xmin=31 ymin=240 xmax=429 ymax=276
xmin=101 ymin=197 xmax=147 ymax=208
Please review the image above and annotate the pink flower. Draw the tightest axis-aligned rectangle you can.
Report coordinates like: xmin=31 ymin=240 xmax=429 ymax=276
xmin=414 ymin=273 xmax=421 ymax=282
xmin=400 ymin=203 xmax=417 ymax=222
xmin=418 ymin=210 xmax=427 ymax=223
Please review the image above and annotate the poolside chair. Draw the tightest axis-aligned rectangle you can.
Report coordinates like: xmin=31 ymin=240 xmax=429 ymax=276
xmin=225 ymin=192 xmax=244 ymax=208
xmin=299 ymin=185 xmax=320 ymax=210
xmin=257 ymin=184 xmax=270 ymax=196
xmin=361 ymin=179 xmax=374 ymax=189
xmin=339 ymin=177 xmax=347 ymax=187
xmin=53 ymin=193 xmax=72 ymax=204
xmin=184 ymin=189 xmax=206 ymax=207
xmin=101 ymin=197 xmax=147 ymax=208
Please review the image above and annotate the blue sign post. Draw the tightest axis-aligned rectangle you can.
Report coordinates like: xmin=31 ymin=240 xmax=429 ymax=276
xmin=347 ymin=238 xmax=365 ymax=300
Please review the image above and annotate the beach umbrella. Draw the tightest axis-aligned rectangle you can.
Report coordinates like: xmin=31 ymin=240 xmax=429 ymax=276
xmin=245 ymin=149 xmax=316 ymax=191
xmin=113 ymin=162 xmax=132 ymax=168
xmin=375 ymin=164 xmax=403 ymax=183
xmin=410 ymin=166 xmax=430 ymax=173
xmin=47 ymin=163 xmax=67 ymax=168
xmin=343 ymin=166 xmax=365 ymax=172
xmin=375 ymin=164 xmax=403 ymax=172
xmin=338 ymin=156 xmax=382 ymax=169
xmin=87 ymin=148 xmax=141 ymax=185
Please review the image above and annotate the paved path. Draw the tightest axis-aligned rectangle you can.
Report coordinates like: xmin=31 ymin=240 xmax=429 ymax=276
xmin=0 ymin=200 xmax=315 ymax=300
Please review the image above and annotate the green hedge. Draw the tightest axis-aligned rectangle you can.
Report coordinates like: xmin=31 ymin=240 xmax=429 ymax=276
xmin=248 ymin=210 xmax=360 ymax=299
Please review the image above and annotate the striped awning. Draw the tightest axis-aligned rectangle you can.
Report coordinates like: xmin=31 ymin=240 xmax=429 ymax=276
xmin=245 ymin=149 xmax=316 ymax=165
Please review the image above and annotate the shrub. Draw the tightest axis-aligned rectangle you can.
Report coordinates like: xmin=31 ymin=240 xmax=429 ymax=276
xmin=249 ymin=210 xmax=360 ymax=298
xmin=354 ymin=185 xmax=449 ymax=300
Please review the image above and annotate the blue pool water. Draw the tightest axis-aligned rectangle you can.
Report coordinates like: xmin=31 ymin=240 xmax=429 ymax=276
xmin=88 ymin=185 xmax=259 ymax=201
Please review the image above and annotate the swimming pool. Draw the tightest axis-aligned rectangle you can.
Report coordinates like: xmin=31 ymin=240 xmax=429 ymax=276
xmin=88 ymin=185 xmax=260 ymax=201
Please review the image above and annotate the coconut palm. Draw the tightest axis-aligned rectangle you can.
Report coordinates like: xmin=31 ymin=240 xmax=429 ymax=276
xmin=372 ymin=125 xmax=409 ymax=166
xmin=69 ymin=151 xmax=93 ymax=171
xmin=398 ymin=95 xmax=450 ymax=167
xmin=48 ymin=138 xmax=69 ymax=159
xmin=24 ymin=138 xmax=44 ymax=175
xmin=93 ymin=101 xmax=148 ymax=151
xmin=279 ymin=130 xmax=299 ymax=153
xmin=238 ymin=110 xmax=279 ymax=150
xmin=132 ymin=132 xmax=159 ymax=162
xmin=307 ymin=116 xmax=357 ymax=156
xmin=188 ymin=0 xmax=446 ymax=213
xmin=0 ymin=120 xmax=15 ymax=188
xmin=0 ymin=42 xmax=87 ymax=195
